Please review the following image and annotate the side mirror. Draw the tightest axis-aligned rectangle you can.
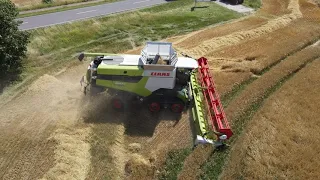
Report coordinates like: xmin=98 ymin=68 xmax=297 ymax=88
xmin=78 ymin=53 xmax=85 ymax=61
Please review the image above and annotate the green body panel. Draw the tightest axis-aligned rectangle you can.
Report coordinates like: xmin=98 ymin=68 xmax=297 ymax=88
xmin=93 ymin=62 xmax=189 ymax=103
xmin=97 ymin=65 xmax=144 ymax=76
xmin=95 ymin=65 xmax=150 ymax=96
xmin=190 ymin=71 xmax=212 ymax=140
xmin=177 ymin=89 xmax=188 ymax=103
xmin=96 ymin=77 xmax=152 ymax=97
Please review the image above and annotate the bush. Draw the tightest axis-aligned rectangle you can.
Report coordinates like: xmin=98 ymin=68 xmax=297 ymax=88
xmin=42 ymin=0 xmax=54 ymax=4
xmin=0 ymin=0 xmax=29 ymax=75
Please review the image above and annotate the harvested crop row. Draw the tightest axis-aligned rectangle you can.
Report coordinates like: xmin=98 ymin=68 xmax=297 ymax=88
xmin=222 ymin=59 xmax=320 ymax=180
xmin=175 ymin=0 xmax=293 ymax=51
xmin=181 ymin=0 xmax=302 ymax=57
xmin=225 ymin=42 xmax=320 ymax=125
xmin=174 ymin=42 xmax=320 ymax=180
xmin=41 ymin=126 xmax=91 ymax=180
xmin=175 ymin=16 xmax=267 ymax=50
xmin=212 ymin=71 xmax=253 ymax=96
xmin=258 ymin=0 xmax=290 ymax=15
xmin=207 ymin=20 xmax=320 ymax=71
xmin=205 ymin=19 xmax=320 ymax=95
xmin=165 ymin=1 xmax=319 ymax=178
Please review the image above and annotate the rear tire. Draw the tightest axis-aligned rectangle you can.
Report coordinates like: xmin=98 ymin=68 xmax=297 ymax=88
xmin=148 ymin=102 xmax=161 ymax=112
xmin=111 ymin=97 xmax=125 ymax=111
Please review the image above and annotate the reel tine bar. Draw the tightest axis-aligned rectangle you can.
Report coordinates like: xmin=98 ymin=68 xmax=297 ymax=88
xmin=197 ymin=57 xmax=233 ymax=139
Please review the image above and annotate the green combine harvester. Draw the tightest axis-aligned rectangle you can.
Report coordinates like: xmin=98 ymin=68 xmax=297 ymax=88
xmin=78 ymin=41 xmax=233 ymax=148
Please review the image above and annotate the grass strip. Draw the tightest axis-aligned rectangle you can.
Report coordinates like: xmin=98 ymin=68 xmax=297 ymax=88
xmin=243 ymin=0 xmax=261 ymax=9
xmin=18 ymin=0 xmax=115 ymax=12
xmin=18 ymin=0 xmax=119 ymax=18
xmin=159 ymin=148 xmax=192 ymax=180
xmin=25 ymin=0 xmax=241 ymax=72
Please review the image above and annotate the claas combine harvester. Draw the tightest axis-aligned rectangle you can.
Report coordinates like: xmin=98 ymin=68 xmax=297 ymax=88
xmin=78 ymin=41 xmax=233 ymax=148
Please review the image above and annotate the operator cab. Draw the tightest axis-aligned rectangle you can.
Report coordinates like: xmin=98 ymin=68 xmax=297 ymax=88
xmin=140 ymin=42 xmax=198 ymax=87
xmin=141 ymin=42 xmax=178 ymax=66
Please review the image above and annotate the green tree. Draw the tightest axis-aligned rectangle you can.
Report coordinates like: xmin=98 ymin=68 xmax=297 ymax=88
xmin=0 ymin=0 xmax=29 ymax=75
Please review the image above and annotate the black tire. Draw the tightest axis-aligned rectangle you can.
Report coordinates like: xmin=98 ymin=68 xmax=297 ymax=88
xmin=111 ymin=97 xmax=125 ymax=111
xmin=229 ymin=0 xmax=239 ymax=5
xmin=171 ymin=103 xmax=184 ymax=113
xmin=238 ymin=0 xmax=244 ymax=4
xmin=148 ymin=102 xmax=161 ymax=113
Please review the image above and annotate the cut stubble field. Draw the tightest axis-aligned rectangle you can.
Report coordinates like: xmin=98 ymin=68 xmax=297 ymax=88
xmin=0 ymin=1 xmax=242 ymax=179
xmin=222 ymin=59 xmax=320 ymax=179
xmin=160 ymin=0 xmax=320 ymax=179
xmin=1 ymin=0 xmax=320 ymax=179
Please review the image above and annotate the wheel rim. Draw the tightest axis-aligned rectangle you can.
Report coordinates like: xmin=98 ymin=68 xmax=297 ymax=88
xmin=149 ymin=102 xmax=161 ymax=112
xmin=171 ymin=103 xmax=184 ymax=113
xmin=113 ymin=99 xmax=122 ymax=109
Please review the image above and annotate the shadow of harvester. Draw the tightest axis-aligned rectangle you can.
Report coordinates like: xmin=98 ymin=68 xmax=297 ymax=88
xmin=82 ymin=93 xmax=182 ymax=137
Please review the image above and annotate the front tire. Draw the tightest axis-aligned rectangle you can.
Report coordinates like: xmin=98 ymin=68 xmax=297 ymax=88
xmin=171 ymin=103 xmax=184 ymax=113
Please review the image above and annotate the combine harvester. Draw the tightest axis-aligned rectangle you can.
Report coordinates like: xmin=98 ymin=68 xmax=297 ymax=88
xmin=78 ymin=42 xmax=233 ymax=148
